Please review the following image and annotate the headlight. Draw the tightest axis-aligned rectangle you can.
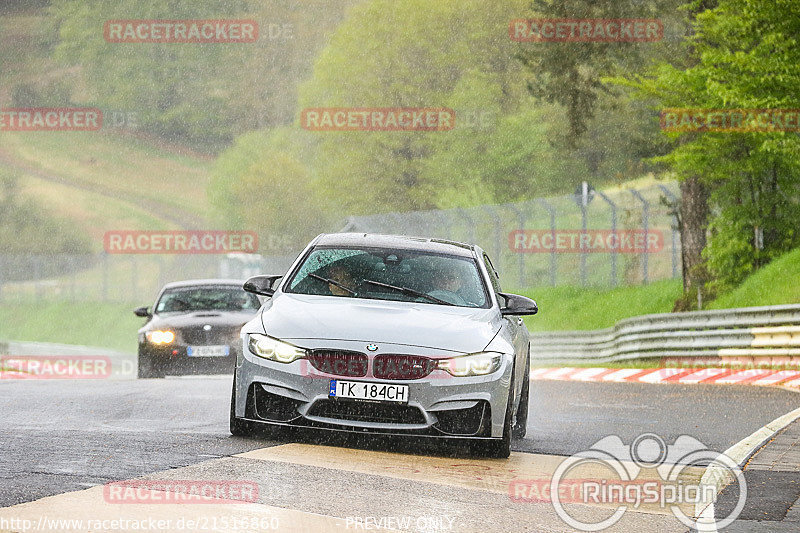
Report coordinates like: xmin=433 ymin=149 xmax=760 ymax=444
xmin=437 ymin=352 xmax=503 ymax=377
xmin=248 ymin=334 xmax=306 ymax=363
xmin=146 ymin=330 xmax=175 ymax=344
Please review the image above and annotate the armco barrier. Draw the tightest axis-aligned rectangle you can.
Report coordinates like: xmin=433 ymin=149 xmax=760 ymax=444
xmin=529 ymin=304 xmax=800 ymax=365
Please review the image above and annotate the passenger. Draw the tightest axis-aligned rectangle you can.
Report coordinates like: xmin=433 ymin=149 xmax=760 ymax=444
xmin=428 ymin=264 xmax=467 ymax=305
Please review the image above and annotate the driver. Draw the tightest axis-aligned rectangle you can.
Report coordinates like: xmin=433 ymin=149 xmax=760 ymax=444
xmin=327 ymin=264 xmax=357 ymax=297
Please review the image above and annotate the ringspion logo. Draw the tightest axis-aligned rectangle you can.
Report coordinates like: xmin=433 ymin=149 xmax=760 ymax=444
xmin=510 ymin=18 xmax=663 ymax=42
xmin=660 ymin=108 xmax=800 ymax=132
xmin=104 ymin=20 xmax=258 ymax=43
xmin=0 ymin=108 xmax=102 ymax=131
xmin=545 ymin=433 xmax=746 ymax=531
xmin=300 ymin=108 xmax=455 ymax=132
xmin=103 ymin=231 xmax=258 ymax=254
xmin=509 ymin=230 xmax=664 ymax=254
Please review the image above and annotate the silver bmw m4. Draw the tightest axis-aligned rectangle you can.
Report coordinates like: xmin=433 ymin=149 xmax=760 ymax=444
xmin=230 ymin=233 xmax=537 ymax=457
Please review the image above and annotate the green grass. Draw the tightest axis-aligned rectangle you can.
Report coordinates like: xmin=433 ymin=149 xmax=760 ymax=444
xmin=0 ymin=301 xmax=140 ymax=353
xmin=516 ymin=278 xmax=682 ymax=332
xmin=708 ymin=247 xmax=800 ymax=309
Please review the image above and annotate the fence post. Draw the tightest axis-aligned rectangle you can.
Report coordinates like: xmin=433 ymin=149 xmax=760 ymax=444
xmin=34 ymin=255 xmax=41 ymax=300
xmin=507 ymin=204 xmax=526 ymax=288
xmin=536 ymin=199 xmax=557 ymax=287
xmin=658 ymin=184 xmax=680 ymax=279
xmin=415 ymin=211 xmax=432 ymax=238
xmin=69 ymin=255 xmax=76 ymax=301
xmin=630 ymin=189 xmax=650 ymax=284
xmin=130 ymin=255 xmax=137 ymax=302
xmin=389 ymin=213 xmax=405 ymax=235
xmin=434 ymin=211 xmax=453 ymax=241
xmin=456 ymin=208 xmax=475 ymax=244
xmin=481 ymin=205 xmax=503 ymax=263
xmin=595 ymin=190 xmax=618 ymax=287
xmin=101 ymin=253 xmax=109 ymax=302
xmin=580 ymin=201 xmax=588 ymax=286
xmin=157 ymin=255 xmax=166 ymax=294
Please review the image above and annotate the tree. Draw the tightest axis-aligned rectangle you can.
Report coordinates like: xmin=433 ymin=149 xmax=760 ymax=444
xmin=297 ymin=0 xmax=534 ymax=213
xmin=47 ymin=0 xmax=361 ymax=150
xmin=620 ymin=0 xmax=800 ymax=306
xmin=209 ymin=128 xmax=334 ymax=252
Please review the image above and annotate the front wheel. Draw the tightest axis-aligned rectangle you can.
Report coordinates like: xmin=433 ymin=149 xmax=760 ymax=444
xmin=478 ymin=380 xmax=513 ymax=459
xmin=137 ymin=349 xmax=165 ymax=379
xmin=229 ymin=374 xmax=254 ymax=437
xmin=512 ymin=357 xmax=530 ymax=439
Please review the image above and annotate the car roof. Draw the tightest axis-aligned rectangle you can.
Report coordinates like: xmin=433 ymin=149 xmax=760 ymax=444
xmin=161 ymin=278 xmax=245 ymax=290
xmin=313 ymin=233 xmax=478 ymax=258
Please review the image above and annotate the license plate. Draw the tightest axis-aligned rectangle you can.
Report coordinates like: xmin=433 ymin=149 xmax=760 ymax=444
xmin=187 ymin=345 xmax=230 ymax=357
xmin=329 ymin=380 xmax=409 ymax=404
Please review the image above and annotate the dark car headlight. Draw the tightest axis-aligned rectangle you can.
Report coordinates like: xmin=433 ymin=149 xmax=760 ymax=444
xmin=248 ymin=334 xmax=307 ymax=363
xmin=145 ymin=330 xmax=175 ymax=344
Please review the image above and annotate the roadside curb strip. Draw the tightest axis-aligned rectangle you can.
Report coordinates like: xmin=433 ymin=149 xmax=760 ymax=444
xmin=695 ymin=401 xmax=800 ymax=529
xmin=530 ymin=367 xmax=800 ymax=388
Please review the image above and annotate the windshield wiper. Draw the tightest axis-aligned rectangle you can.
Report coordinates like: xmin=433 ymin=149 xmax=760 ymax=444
xmin=308 ymin=272 xmax=357 ymax=296
xmin=362 ymin=279 xmax=455 ymax=306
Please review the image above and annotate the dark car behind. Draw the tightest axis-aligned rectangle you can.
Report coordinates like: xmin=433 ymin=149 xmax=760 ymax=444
xmin=135 ymin=279 xmax=261 ymax=378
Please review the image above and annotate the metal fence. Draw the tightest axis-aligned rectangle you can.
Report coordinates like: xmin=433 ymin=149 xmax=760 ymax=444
xmin=0 ymin=182 xmax=681 ymax=304
xmin=343 ymin=182 xmax=681 ymax=289
xmin=530 ymin=304 xmax=800 ymax=365
xmin=0 ymin=252 xmax=299 ymax=304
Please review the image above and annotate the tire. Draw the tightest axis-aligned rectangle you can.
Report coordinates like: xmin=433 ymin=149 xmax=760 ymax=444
xmin=137 ymin=349 xmax=165 ymax=379
xmin=479 ymin=379 xmax=514 ymax=459
xmin=512 ymin=354 xmax=530 ymax=439
xmin=229 ymin=374 xmax=254 ymax=437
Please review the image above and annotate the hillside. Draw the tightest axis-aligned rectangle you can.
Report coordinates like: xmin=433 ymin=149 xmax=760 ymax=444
xmin=708 ymin=247 xmax=800 ymax=309
xmin=0 ymin=8 xmax=215 ymax=244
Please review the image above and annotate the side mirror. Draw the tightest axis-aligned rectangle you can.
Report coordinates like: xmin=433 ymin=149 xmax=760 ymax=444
xmin=498 ymin=292 xmax=538 ymax=316
xmin=243 ymin=275 xmax=283 ymax=297
xmin=134 ymin=306 xmax=152 ymax=318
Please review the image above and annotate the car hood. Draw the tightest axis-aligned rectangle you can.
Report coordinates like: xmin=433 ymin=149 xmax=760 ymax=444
xmin=258 ymin=293 xmax=501 ymax=353
xmin=142 ymin=310 xmax=257 ymax=332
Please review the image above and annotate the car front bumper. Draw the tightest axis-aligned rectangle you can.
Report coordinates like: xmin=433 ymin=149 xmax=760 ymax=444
xmin=139 ymin=343 xmax=238 ymax=375
xmin=233 ymin=338 xmax=513 ymax=439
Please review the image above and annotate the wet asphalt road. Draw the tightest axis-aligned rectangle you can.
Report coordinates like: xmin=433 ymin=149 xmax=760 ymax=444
xmin=0 ymin=376 xmax=797 ymax=507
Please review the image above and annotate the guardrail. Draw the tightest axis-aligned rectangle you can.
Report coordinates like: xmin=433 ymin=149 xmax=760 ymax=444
xmin=530 ymin=304 xmax=800 ymax=364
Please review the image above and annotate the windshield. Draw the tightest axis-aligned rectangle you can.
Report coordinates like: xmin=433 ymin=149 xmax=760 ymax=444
xmin=286 ymin=247 xmax=489 ymax=308
xmin=155 ymin=286 xmax=261 ymax=314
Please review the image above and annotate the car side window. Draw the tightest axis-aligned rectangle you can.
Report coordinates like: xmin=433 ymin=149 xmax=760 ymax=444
xmin=482 ymin=253 xmax=502 ymax=294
